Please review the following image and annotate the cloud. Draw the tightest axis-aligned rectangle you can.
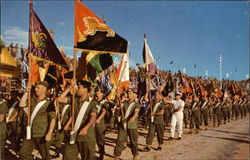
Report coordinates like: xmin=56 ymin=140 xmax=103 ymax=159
xmin=2 ymin=26 xmax=28 ymax=48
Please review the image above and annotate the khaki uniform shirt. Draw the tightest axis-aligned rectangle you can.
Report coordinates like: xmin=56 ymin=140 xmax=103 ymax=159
xmin=30 ymin=96 xmax=56 ymax=137
xmin=69 ymin=96 xmax=98 ymax=141
xmin=0 ymin=99 xmax=9 ymax=138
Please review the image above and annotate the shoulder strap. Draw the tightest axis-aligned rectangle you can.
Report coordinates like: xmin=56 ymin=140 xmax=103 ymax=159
xmin=124 ymin=102 xmax=135 ymax=119
xmin=153 ymin=102 xmax=161 ymax=113
xmin=30 ymin=100 xmax=47 ymax=127
xmin=74 ymin=98 xmax=93 ymax=131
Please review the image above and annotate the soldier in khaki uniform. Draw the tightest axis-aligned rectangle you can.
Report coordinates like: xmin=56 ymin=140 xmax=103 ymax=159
xmin=52 ymin=102 xmax=71 ymax=158
xmin=200 ymin=95 xmax=209 ymax=129
xmin=94 ymin=87 xmax=109 ymax=160
xmin=114 ymin=88 xmax=140 ymax=160
xmin=0 ymin=92 xmax=9 ymax=160
xmin=184 ymin=94 xmax=192 ymax=129
xmin=58 ymin=79 xmax=97 ymax=160
xmin=144 ymin=91 xmax=165 ymax=151
xmin=189 ymin=96 xmax=201 ymax=133
xmin=19 ymin=81 xmax=56 ymax=160
xmin=6 ymin=90 xmax=22 ymax=152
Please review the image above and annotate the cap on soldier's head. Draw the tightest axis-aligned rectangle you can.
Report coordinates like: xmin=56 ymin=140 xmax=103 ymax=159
xmin=175 ymin=92 xmax=182 ymax=97
xmin=36 ymin=81 xmax=49 ymax=89
xmin=77 ymin=80 xmax=91 ymax=88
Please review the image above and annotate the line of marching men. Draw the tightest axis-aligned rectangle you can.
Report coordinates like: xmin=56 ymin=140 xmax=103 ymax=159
xmin=0 ymin=80 xmax=249 ymax=160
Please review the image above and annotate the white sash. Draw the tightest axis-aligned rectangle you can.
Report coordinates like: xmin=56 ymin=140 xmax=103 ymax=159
xmin=97 ymin=100 xmax=106 ymax=114
xmin=215 ymin=102 xmax=221 ymax=108
xmin=191 ymin=102 xmax=197 ymax=109
xmin=201 ymin=101 xmax=208 ymax=109
xmin=74 ymin=98 xmax=93 ymax=132
xmin=30 ymin=100 xmax=47 ymax=127
xmin=153 ymin=102 xmax=161 ymax=113
xmin=6 ymin=101 xmax=18 ymax=122
xmin=124 ymin=102 xmax=135 ymax=119
xmin=61 ymin=104 xmax=70 ymax=124
xmin=152 ymin=102 xmax=161 ymax=122
xmin=0 ymin=99 xmax=6 ymax=105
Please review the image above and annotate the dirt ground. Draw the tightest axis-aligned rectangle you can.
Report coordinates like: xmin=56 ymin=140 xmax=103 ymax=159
xmin=5 ymin=115 xmax=249 ymax=160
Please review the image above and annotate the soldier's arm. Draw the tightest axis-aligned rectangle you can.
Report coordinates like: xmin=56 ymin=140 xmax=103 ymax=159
xmin=19 ymin=83 xmax=31 ymax=107
xmin=64 ymin=117 xmax=72 ymax=131
xmin=58 ymin=79 xmax=76 ymax=104
xmin=0 ymin=102 xmax=9 ymax=122
xmin=57 ymin=87 xmax=71 ymax=104
xmin=96 ymin=108 xmax=106 ymax=123
xmin=0 ymin=114 xmax=5 ymax=123
xmin=79 ymin=112 xmax=97 ymax=135
xmin=129 ymin=108 xmax=139 ymax=123
xmin=19 ymin=91 xmax=28 ymax=107
xmin=7 ymin=110 xmax=18 ymax=123
xmin=155 ymin=109 xmax=164 ymax=116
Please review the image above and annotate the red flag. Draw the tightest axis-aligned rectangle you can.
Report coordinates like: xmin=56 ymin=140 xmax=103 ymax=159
xmin=74 ymin=1 xmax=127 ymax=54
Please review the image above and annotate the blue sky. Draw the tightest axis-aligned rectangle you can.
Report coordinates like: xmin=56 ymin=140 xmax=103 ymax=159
xmin=1 ymin=0 xmax=249 ymax=80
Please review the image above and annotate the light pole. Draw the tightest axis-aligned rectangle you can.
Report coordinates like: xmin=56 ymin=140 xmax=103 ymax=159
xmin=219 ymin=54 xmax=223 ymax=89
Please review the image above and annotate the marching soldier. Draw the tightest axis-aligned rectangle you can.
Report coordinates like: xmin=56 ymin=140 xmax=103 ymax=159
xmin=213 ymin=97 xmax=221 ymax=127
xmin=238 ymin=97 xmax=244 ymax=119
xmin=52 ymin=101 xmax=71 ymax=158
xmin=114 ymin=88 xmax=140 ymax=160
xmin=189 ymin=96 xmax=201 ymax=133
xmin=220 ymin=97 xmax=228 ymax=124
xmin=184 ymin=94 xmax=192 ymax=129
xmin=163 ymin=93 xmax=174 ymax=128
xmin=19 ymin=81 xmax=56 ymax=160
xmin=94 ymin=87 xmax=109 ymax=160
xmin=58 ymin=79 xmax=97 ymax=160
xmin=200 ymin=95 xmax=209 ymax=129
xmin=231 ymin=95 xmax=239 ymax=120
xmin=0 ymin=91 xmax=9 ymax=160
xmin=144 ymin=91 xmax=165 ymax=151
xmin=6 ymin=90 xmax=22 ymax=152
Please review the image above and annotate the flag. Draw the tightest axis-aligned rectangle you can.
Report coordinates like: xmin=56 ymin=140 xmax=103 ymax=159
xmin=162 ymin=73 xmax=174 ymax=96
xmin=116 ymin=54 xmax=130 ymax=94
xmin=74 ymin=1 xmax=128 ymax=54
xmin=107 ymin=71 xmax=117 ymax=101
xmin=29 ymin=4 xmax=68 ymax=68
xmin=142 ymin=34 xmax=156 ymax=74
xmin=178 ymin=70 xmax=192 ymax=93
xmin=100 ymin=73 xmax=113 ymax=99
xmin=76 ymin=52 xmax=113 ymax=82
xmin=44 ymin=65 xmax=58 ymax=88
xmin=21 ymin=59 xmax=29 ymax=91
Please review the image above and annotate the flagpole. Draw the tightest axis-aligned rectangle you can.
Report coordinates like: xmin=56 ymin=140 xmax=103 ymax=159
xmin=71 ymin=0 xmax=77 ymax=132
xmin=112 ymin=64 xmax=125 ymax=128
xmin=26 ymin=0 xmax=33 ymax=140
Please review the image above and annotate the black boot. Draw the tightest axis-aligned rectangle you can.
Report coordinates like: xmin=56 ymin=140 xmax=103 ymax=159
xmin=52 ymin=147 xmax=60 ymax=158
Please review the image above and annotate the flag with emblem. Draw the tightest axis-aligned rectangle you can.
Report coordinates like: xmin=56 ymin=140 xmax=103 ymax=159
xmin=74 ymin=1 xmax=128 ymax=54
xmin=29 ymin=4 xmax=68 ymax=68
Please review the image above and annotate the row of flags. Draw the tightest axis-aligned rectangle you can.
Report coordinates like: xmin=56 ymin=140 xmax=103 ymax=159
xmin=23 ymin=0 xmax=160 ymax=99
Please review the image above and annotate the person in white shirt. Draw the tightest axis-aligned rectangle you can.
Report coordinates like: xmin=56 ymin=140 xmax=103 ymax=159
xmin=165 ymin=92 xmax=185 ymax=140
